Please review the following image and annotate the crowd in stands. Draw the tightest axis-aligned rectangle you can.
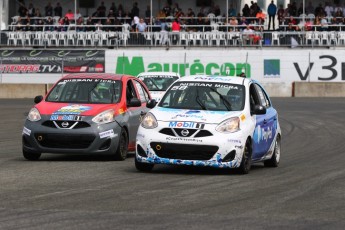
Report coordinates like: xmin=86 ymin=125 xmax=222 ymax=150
xmin=10 ymin=0 xmax=345 ymax=34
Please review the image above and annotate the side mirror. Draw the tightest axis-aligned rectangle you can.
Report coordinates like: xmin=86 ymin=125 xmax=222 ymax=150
xmin=34 ymin=95 xmax=43 ymax=104
xmin=128 ymin=98 xmax=141 ymax=107
xmin=146 ymin=99 xmax=157 ymax=109
xmin=252 ymin=105 xmax=266 ymax=115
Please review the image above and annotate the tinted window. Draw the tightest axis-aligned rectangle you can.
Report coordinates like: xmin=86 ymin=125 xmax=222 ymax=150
xmin=254 ymin=84 xmax=271 ymax=108
xmin=159 ymin=81 xmax=245 ymax=111
xmin=139 ymin=75 xmax=179 ymax=91
xmin=134 ymin=80 xmax=150 ymax=103
xmin=46 ymin=78 xmax=122 ymax=104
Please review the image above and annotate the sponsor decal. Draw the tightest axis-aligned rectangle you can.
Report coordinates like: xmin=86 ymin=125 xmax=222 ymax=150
xmin=53 ymin=105 xmax=91 ymax=115
xmin=118 ymin=108 xmax=125 ymax=114
xmin=99 ymin=129 xmax=116 ymax=139
xmin=50 ymin=115 xmax=77 ymax=121
xmin=168 ymin=121 xmax=205 ymax=129
xmin=22 ymin=127 xmax=31 ymax=136
xmin=264 ymin=59 xmax=280 ymax=78
xmin=228 ymin=139 xmax=241 ymax=144
xmin=235 ymin=145 xmax=243 ymax=149
xmin=254 ymin=125 xmax=273 ymax=143
xmin=116 ymin=56 xmax=251 ymax=77
xmin=240 ymin=114 xmax=246 ymax=121
xmin=166 ymin=137 xmax=203 ymax=143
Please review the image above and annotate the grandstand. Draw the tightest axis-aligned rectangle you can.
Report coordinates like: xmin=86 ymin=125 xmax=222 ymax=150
xmin=1 ymin=0 xmax=343 ymax=48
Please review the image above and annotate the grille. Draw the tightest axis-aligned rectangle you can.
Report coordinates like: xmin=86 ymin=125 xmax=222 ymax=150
xmin=150 ymin=142 xmax=218 ymax=160
xmin=35 ymin=133 xmax=95 ymax=149
xmin=159 ymin=128 xmax=213 ymax=138
xmin=42 ymin=121 xmax=91 ymax=129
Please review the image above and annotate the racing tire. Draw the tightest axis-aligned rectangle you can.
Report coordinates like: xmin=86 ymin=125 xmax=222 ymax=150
xmin=114 ymin=129 xmax=128 ymax=161
xmin=23 ymin=149 xmax=41 ymax=161
xmin=135 ymin=157 xmax=154 ymax=172
xmin=264 ymin=135 xmax=281 ymax=167
xmin=237 ymin=139 xmax=252 ymax=174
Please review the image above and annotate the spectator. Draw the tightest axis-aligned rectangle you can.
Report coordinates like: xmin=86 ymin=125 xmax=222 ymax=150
xmin=214 ymin=5 xmax=221 ymax=16
xmin=36 ymin=19 xmax=44 ymax=31
xmin=45 ymin=16 xmax=54 ymax=31
xmin=277 ymin=4 xmax=285 ymax=26
xmin=65 ymin=10 xmax=74 ymax=21
xmin=320 ymin=16 xmax=328 ymax=31
xmin=171 ymin=18 xmax=181 ymax=31
xmin=76 ymin=16 xmax=84 ymax=32
xmin=228 ymin=4 xmax=237 ymax=17
xmin=27 ymin=3 xmax=35 ymax=17
xmin=45 ymin=2 xmax=53 ymax=17
xmin=136 ymin=18 xmax=147 ymax=32
xmin=315 ymin=3 xmax=325 ymax=17
xmin=304 ymin=18 xmax=313 ymax=31
xmin=104 ymin=17 xmax=113 ymax=31
xmin=324 ymin=2 xmax=334 ymax=17
xmin=186 ymin=8 xmax=196 ymax=30
xmin=267 ymin=1 xmax=277 ymax=30
xmin=256 ymin=9 xmax=265 ymax=24
xmin=297 ymin=3 xmax=304 ymax=16
xmin=85 ymin=17 xmax=95 ymax=31
xmin=75 ymin=10 xmax=82 ymax=21
xmin=131 ymin=16 xmax=140 ymax=31
xmin=109 ymin=2 xmax=117 ymax=14
xmin=131 ymin=2 xmax=140 ymax=18
xmin=97 ymin=1 xmax=106 ymax=17
xmin=160 ymin=19 xmax=169 ymax=45
xmin=242 ymin=4 xmax=250 ymax=17
xmin=157 ymin=10 xmax=166 ymax=19
xmin=174 ymin=8 xmax=184 ymax=19
xmin=22 ymin=15 xmax=32 ymax=31
xmin=163 ymin=3 xmax=172 ymax=17
xmin=238 ymin=17 xmax=248 ymax=31
xmin=287 ymin=15 xmax=297 ymax=25
xmin=62 ymin=16 xmax=70 ymax=31
xmin=18 ymin=3 xmax=27 ymax=17
xmin=228 ymin=16 xmax=238 ymax=31
xmin=195 ymin=15 xmax=205 ymax=32
xmin=172 ymin=3 xmax=180 ymax=16
xmin=54 ymin=2 xmax=63 ymax=17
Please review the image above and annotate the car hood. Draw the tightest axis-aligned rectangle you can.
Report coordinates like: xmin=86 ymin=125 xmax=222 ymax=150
xmin=152 ymin=107 xmax=242 ymax=124
xmin=35 ymin=102 xmax=119 ymax=116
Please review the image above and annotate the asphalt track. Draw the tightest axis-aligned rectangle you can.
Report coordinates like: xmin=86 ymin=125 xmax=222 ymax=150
xmin=0 ymin=98 xmax=345 ymax=230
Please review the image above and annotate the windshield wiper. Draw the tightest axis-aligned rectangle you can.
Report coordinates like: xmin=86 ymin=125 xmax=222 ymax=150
xmin=196 ymin=88 xmax=207 ymax=110
xmin=209 ymin=88 xmax=232 ymax=111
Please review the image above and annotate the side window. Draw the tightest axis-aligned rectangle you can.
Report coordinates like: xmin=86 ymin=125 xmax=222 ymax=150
xmin=254 ymin=84 xmax=271 ymax=108
xmin=249 ymin=84 xmax=260 ymax=111
xmin=126 ymin=80 xmax=138 ymax=104
xmin=134 ymin=80 xmax=150 ymax=103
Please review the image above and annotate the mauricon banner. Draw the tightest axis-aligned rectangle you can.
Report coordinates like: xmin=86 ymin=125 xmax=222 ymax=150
xmin=0 ymin=50 xmax=105 ymax=74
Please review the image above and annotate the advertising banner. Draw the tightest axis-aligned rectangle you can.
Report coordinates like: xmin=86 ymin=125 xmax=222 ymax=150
xmin=0 ymin=50 xmax=105 ymax=74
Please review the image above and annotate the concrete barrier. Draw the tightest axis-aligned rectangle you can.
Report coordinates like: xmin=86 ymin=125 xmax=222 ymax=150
xmin=294 ymin=82 xmax=345 ymax=97
xmin=0 ymin=84 xmax=47 ymax=98
xmin=1 ymin=82 xmax=345 ymax=98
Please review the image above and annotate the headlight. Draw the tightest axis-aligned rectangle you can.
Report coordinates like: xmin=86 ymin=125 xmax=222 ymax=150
xmin=27 ymin=108 xmax=41 ymax=121
xmin=216 ymin=117 xmax=240 ymax=133
xmin=92 ymin=109 xmax=114 ymax=124
xmin=141 ymin=113 xmax=158 ymax=129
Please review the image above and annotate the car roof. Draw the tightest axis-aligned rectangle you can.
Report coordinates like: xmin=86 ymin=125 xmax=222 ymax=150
xmin=62 ymin=73 xmax=131 ymax=81
xmin=177 ymin=75 xmax=248 ymax=85
xmin=137 ymin=72 xmax=181 ymax=77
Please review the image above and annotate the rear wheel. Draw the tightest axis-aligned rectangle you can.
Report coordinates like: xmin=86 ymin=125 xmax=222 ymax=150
xmin=114 ymin=129 xmax=128 ymax=161
xmin=135 ymin=157 xmax=154 ymax=172
xmin=23 ymin=149 xmax=41 ymax=161
xmin=264 ymin=135 xmax=281 ymax=167
xmin=237 ymin=139 xmax=252 ymax=174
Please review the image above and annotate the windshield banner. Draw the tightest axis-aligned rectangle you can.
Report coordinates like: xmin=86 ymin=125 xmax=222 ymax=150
xmin=0 ymin=50 xmax=105 ymax=74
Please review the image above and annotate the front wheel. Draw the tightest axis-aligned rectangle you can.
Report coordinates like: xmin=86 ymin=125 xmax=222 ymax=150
xmin=237 ymin=139 xmax=252 ymax=174
xmin=114 ymin=129 xmax=128 ymax=161
xmin=23 ymin=149 xmax=41 ymax=161
xmin=135 ymin=157 xmax=154 ymax=172
xmin=264 ymin=135 xmax=281 ymax=167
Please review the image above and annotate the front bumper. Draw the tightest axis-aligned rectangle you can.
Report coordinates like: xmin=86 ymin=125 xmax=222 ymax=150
xmin=22 ymin=116 xmax=121 ymax=155
xmin=136 ymin=125 xmax=246 ymax=169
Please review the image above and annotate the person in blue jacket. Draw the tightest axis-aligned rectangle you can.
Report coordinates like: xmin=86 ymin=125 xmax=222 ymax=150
xmin=267 ymin=0 xmax=277 ymax=30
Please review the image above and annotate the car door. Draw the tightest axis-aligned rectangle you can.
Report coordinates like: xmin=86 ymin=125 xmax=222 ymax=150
xmin=133 ymin=79 xmax=151 ymax=118
xmin=125 ymin=79 xmax=142 ymax=149
xmin=251 ymin=83 xmax=277 ymax=160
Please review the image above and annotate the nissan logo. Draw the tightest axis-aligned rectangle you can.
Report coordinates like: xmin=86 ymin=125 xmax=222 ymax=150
xmin=181 ymin=129 xmax=189 ymax=137
xmin=61 ymin=122 xmax=69 ymax=128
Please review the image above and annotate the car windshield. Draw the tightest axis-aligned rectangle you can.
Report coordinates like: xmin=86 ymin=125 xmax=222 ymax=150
xmin=139 ymin=75 xmax=179 ymax=91
xmin=158 ymin=81 xmax=245 ymax=111
xmin=46 ymin=78 xmax=122 ymax=104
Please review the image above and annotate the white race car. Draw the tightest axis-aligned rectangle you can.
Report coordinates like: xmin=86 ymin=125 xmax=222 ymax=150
xmin=137 ymin=72 xmax=180 ymax=101
xmin=135 ymin=75 xmax=281 ymax=174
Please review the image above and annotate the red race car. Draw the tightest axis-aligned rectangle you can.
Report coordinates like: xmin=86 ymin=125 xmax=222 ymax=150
xmin=22 ymin=73 xmax=152 ymax=160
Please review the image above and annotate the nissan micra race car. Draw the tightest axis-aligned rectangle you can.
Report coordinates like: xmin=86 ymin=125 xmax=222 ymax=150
xmin=137 ymin=72 xmax=180 ymax=101
xmin=22 ymin=73 xmax=151 ymax=160
xmin=135 ymin=75 xmax=281 ymax=174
